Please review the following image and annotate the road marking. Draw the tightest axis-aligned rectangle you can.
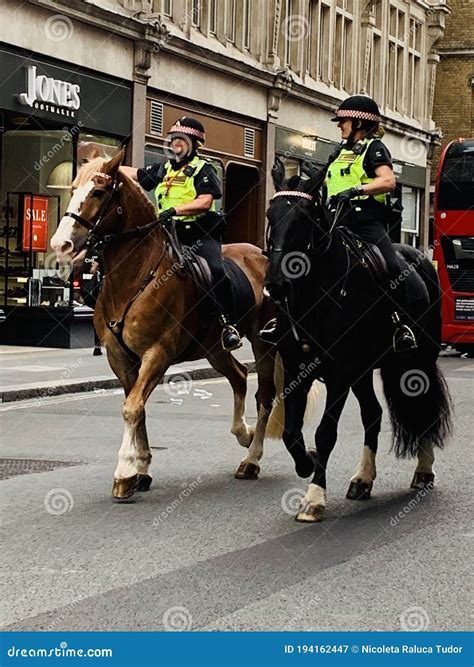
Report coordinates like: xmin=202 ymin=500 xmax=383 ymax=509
xmin=0 ymin=374 xmax=258 ymax=411
xmin=1 ymin=365 xmax=68 ymax=372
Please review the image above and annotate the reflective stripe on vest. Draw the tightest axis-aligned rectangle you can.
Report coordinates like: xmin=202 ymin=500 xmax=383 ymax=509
xmin=154 ymin=155 xmax=216 ymax=222
xmin=325 ymin=137 xmax=388 ymax=205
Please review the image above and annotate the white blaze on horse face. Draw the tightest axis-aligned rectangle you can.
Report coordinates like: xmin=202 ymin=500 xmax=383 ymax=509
xmin=50 ymin=180 xmax=95 ymax=256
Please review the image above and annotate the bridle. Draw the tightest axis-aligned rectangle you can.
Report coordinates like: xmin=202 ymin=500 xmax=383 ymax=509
xmin=64 ymin=172 xmax=124 ymax=250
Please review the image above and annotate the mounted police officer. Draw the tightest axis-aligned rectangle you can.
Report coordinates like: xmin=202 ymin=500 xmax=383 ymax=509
xmin=260 ymin=95 xmax=416 ymax=352
xmin=121 ymin=116 xmax=242 ymax=352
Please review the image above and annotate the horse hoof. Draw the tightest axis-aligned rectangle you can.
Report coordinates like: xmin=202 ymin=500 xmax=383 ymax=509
xmin=137 ymin=474 xmax=152 ymax=492
xmin=295 ymin=504 xmax=325 ymax=523
xmin=295 ymin=449 xmax=317 ymax=478
xmin=346 ymin=480 xmax=373 ymax=501
xmin=112 ymin=475 xmax=139 ymax=501
xmin=235 ymin=462 xmax=260 ymax=480
xmin=410 ymin=472 xmax=435 ymax=490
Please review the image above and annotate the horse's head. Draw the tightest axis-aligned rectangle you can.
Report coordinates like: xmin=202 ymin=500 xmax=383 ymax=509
xmin=50 ymin=148 xmax=125 ymax=259
xmin=265 ymin=158 xmax=326 ymax=300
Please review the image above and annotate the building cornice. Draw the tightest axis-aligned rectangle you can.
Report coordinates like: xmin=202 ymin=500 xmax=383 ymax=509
xmin=436 ymin=48 xmax=474 ymax=57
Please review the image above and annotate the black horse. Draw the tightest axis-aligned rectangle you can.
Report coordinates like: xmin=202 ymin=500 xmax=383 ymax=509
xmin=265 ymin=160 xmax=452 ymax=522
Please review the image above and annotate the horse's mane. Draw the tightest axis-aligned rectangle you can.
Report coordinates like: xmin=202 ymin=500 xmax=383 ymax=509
xmin=73 ymin=156 xmax=156 ymax=217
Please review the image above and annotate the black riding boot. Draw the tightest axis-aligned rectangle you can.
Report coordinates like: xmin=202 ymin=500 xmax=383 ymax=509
xmin=213 ymin=275 xmax=242 ymax=352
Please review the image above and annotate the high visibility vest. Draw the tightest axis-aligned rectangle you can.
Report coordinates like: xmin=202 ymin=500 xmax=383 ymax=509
xmin=155 ymin=155 xmax=216 ymax=223
xmin=325 ymin=137 xmax=389 ymax=206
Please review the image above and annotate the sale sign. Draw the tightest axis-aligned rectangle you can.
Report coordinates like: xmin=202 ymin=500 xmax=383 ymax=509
xmin=22 ymin=195 xmax=49 ymax=252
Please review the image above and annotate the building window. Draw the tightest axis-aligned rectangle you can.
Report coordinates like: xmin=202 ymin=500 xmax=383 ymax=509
xmin=226 ymin=0 xmax=236 ymax=43
xmin=387 ymin=4 xmax=406 ymax=114
xmin=407 ymin=18 xmax=423 ymax=119
xmin=163 ymin=0 xmax=172 ymax=17
xmin=191 ymin=0 xmax=201 ymax=28
xmin=209 ymin=0 xmax=217 ymax=34
xmin=334 ymin=1 xmax=353 ymax=92
xmin=401 ymin=185 xmax=420 ymax=246
xmin=243 ymin=0 xmax=251 ymax=50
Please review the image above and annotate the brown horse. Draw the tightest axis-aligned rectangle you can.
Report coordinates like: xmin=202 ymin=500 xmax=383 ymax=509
xmin=51 ymin=149 xmax=285 ymax=501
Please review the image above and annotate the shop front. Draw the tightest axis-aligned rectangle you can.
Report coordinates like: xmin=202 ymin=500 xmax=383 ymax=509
xmin=0 ymin=45 xmax=132 ymax=347
xmin=144 ymin=95 xmax=265 ymax=246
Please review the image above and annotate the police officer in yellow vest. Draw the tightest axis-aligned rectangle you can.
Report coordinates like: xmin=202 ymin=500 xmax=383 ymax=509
xmin=121 ymin=117 xmax=242 ymax=352
xmin=327 ymin=95 xmax=416 ymax=351
xmin=260 ymin=95 xmax=416 ymax=352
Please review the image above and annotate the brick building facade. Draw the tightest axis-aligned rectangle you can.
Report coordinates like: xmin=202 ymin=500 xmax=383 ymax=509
xmin=432 ymin=0 xmax=474 ymax=173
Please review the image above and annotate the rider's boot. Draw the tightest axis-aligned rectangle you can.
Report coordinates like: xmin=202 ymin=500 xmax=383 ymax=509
xmin=219 ymin=314 xmax=242 ymax=352
xmin=258 ymin=318 xmax=278 ymax=345
xmin=391 ymin=312 xmax=417 ymax=352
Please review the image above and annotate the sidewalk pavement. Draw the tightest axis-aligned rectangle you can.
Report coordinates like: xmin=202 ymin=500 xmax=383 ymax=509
xmin=0 ymin=340 xmax=255 ymax=403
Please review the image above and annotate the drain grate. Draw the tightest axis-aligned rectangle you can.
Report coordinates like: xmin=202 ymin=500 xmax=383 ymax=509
xmin=0 ymin=458 xmax=80 ymax=481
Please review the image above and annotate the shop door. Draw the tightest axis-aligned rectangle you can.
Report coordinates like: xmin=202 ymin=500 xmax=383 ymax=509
xmin=224 ymin=163 xmax=259 ymax=245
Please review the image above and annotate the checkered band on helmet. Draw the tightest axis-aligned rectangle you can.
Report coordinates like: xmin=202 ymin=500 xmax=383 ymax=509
xmin=335 ymin=109 xmax=381 ymax=122
xmin=331 ymin=95 xmax=381 ymax=123
xmin=169 ymin=116 xmax=206 ymax=141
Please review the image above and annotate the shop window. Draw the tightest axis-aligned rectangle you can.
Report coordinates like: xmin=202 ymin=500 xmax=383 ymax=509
xmin=282 ymin=158 xmax=299 ymax=179
xmin=401 ymin=185 xmax=419 ymax=246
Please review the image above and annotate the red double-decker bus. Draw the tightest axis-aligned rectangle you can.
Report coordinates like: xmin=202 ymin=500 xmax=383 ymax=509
xmin=433 ymin=138 xmax=474 ymax=355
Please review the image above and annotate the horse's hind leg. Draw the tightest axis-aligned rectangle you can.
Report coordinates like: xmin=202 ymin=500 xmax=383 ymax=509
xmin=112 ymin=345 xmax=167 ymax=501
xmin=235 ymin=336 xmax=276 ymax=480
xmin=346 ymin=372 xmax=382 ymax=501
xmin=411 ymin=439 xmax=435 ymax=489
xmin=207 ymin=351 xmax=254 ymax=447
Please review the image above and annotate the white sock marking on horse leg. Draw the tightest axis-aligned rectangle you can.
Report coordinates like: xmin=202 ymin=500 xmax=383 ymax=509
xmin=415 ymin=440 xmax=435 ymax=474
xmin=231 ymin=393 xmax=252 ymax=447
xmin=240 ymin=405 xmax=270 ymax=466
xmin=350 ymin=445 xmax=377 ymax=484
xmin=114 ymin=422 xmax=139 ymax=479
xmin=301 ymin=483 xmax=326 ymax=510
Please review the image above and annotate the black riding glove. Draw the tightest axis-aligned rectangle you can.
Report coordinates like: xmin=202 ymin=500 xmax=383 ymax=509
xmin=159 ymin=207 xmax=177 ymax=225
xmin=332 ymin=187 xmax=362 ymax=206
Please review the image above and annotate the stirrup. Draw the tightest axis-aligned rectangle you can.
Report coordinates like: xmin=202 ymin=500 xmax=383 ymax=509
xmin=221 ymin=323 xmax=242 ymax=352
xmin=258 ymin=318 xmax=278 ymax=345
xmin=392 ymin=323 xmax=417 ymax=353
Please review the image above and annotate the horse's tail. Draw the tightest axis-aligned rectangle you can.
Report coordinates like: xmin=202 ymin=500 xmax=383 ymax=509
xmin=265 ymin=352 xmax=319 ymax=439
xmin=380 ymin=356 xmax=452 ymax=458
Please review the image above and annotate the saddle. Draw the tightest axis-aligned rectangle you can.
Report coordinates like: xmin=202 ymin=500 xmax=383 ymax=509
xmin=338 ymin=226 xmax=388 ymax=280
xmin=164 ymin=226 xmax=255 ymax=350
xmin=339 ymin=227 xmax=428 ymax=311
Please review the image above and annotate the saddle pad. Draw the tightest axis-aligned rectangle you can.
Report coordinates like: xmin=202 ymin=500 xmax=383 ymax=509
xmin=223 ymin=257 xmax=256 ymax=324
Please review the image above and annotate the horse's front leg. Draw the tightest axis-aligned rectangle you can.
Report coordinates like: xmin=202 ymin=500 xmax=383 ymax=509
xmin=112 ymin=346 xmax=167 ymax=501
xmin=346 ymin=372 xmax=382 ymax=500
xmin=282 ymin=371 xmax=315 ymax=479
xmin=297 ymin=379 xmax=349 ymax=522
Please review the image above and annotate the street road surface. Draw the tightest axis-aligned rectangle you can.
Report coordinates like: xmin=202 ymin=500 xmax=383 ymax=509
xmin=1 ymin=357 xmax=472 ymax=632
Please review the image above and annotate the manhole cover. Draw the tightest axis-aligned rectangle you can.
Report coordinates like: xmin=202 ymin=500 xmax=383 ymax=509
xmin=0 ymin=458 xmax=80 ymax=481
